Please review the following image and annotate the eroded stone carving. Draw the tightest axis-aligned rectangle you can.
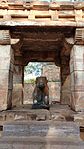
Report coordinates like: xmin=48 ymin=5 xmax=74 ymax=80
xmin=75 ymin=28 xmax=84 ymax=45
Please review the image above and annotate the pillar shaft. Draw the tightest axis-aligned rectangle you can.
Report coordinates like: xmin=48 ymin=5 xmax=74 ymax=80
xmin=70 ymin=45 xmax=84 ymax=111
xmin=61 ymin=57 xmax=71 ymax=105
xmin=0 ymin=30 xmax=14 ymax=110
xmin=12 ymin=65 xmax=24 ymax=107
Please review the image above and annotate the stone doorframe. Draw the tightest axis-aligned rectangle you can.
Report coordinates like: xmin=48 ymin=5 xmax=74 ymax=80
xmin=0 ymin=28 xmax=84 ymax=112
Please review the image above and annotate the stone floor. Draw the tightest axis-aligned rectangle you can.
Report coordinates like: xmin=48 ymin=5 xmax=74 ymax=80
xmin=0 ymin=103 xmax=84 ymax=148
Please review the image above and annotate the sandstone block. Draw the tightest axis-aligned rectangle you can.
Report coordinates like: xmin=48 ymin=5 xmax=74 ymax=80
xmin=0 ymin=30 xmax=10 ymax=45
xmin=3 ymin=121 xmax=80 ymax=140
xmin=0 ymin=57 xmax=13 ymax=71
xmin=12 ymin=84 xmax=23 ymax=107
xmin=70 ymin=71 xmax=84 ymax=91
xmin=71 ymin=91 xmax=84 ymax=111
xmin=48 ymin=82 xmax=61 ymax=103
xmin=70 ymin=45 xmax=84 ymax=60
xmin=0 ymin=45 xmax=14 ymax=63
xmin=0 ymin=89 xmax=8 ymax=111
xmin=42 ymin=65 xmax=60 ymax=82
xmin=24 ymin=83 xmax=35 ymax=104
xmin=0 ymin=70 xmax=9 ymax=90
xmin=0 ymin=45 xmax=14 ymax=110
xmin=13 ymin=65 xmax=23 ymax=84
xmin=61 ymin=91 xmax=71 ymax=105
xmin=70 ymin=58 xmax=84 ymax=73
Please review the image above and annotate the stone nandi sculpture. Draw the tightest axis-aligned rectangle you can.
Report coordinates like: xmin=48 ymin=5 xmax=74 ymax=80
xmin=32 ymin=76 xmax=49 ymax=109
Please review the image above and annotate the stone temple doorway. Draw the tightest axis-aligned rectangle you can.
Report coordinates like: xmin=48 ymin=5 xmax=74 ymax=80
xmin=11 ymin=26 xmax=73 ymax=111
xmin=0 ymin=1 xmax=84 ymax=147
xmin=0 ymin=26 xmax=84 ymax=112
xmin=12 ymin=25 xmax=73 ymax=109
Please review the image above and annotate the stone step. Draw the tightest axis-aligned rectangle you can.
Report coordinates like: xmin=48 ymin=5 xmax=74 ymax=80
xmin=3 ymin=121 xmax=80 ymax=140
xmin=0 ymin=108 xmax=50 ymax=124
xmin=0 ymin=136 xmax=84 ymax=149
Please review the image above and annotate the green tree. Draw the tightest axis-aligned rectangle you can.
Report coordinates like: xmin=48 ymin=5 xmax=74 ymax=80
xmin=25 ymin=62 xmax=43 ymax=76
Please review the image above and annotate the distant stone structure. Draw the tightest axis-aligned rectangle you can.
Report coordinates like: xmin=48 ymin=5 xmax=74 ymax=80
xmin=42 ymin=63 xmax=61 ymax=104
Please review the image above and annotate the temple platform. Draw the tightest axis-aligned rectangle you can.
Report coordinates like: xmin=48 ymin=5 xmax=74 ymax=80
xmin=0 ymin=103 xmax=84 ymax=128
xmin=0 ymin=103 xmax=84 ymax=148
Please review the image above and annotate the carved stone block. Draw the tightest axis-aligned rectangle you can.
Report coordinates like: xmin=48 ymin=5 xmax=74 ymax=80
xmin=0 ymin=30 xmax=10 ymax=45
xmin=42 ymin=65 xmax=60 ymax=82
xmin=75 ymin=28 xmax=84 ymax=45
xmin=71 ymin=91 xmax=84 ymax=112
xmin=71 ymin=71 xmax=84 ymax=91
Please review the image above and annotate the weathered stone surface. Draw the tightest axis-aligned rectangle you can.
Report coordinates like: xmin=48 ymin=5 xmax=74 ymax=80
xmin=0 ymin=45 xmax=14 ymax=63
xmin=71 ymin=71 xmax=84 ymax=91
xmin=0 ymin=44 xmax=14 ymax=111
xmin=61 ymin=75 xmax=71 ymax=105
xmin=12 ymin=65 xmax=23 ymax=107
xmin=70 ymin=58 xmax=84 ymax=73
xmin=71 ymin=91 xmax=84 ymax=112
xmin=0 ymin=137 xmax=84 ymax=149
xmin=48 ymin=82 xmax=61 ymax=103
xmin=12 ymin=84 xmax=23 ymax=107
xmin=70 ymin=45 xmax=84 ymax=111
xmin=74 ymin=113 xmax=84 ymax=128
xmin=3 ymin=121 xmax=80 ymax=140
xmin=75 ymin=28 xmax=84 ymax=45
xmin=42 ymin=64 xmax=61 ymax=103
xmin=0 ymin=30 xmax=10 ymax=45
xmin=42 ymin=64 xmax=60 ymax=82
xmin=70 ymin=45 xmax=84 ymax=60
xmin=0 ymin=106 xmax=50 ymax=123
xmin=24 ymin=83 xmax=35 ymax=104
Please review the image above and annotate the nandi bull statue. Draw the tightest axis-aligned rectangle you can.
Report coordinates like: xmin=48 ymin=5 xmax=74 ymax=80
xmin=32 ymin=76 xmax=49 ymax=110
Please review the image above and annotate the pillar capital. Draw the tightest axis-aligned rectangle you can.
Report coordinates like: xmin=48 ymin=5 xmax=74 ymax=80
xmin=0 ymin=30 xmax=10 ymax=45
xmin=75 ymin=28 xmax=84 ymax=45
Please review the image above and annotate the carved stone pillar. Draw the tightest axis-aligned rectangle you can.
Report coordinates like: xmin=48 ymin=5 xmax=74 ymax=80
xmin=12 ymin=65 xmax=24 ymax=107
xmin=70 ymin=28 xmax=84 ymax=111
xmin=0 ymin=30 xmax=14 ymax=110
xmin=61 ymin=56 xmax=70 ymax=105
xmin=60 ymin=37 xmax=74 ymax=105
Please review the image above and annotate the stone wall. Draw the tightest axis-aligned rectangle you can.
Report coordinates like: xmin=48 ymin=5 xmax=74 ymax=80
xmin=24 ymin=83 xmax=35 ymax=104
xmin=42 ymin=63 xmax=61 ymax=104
